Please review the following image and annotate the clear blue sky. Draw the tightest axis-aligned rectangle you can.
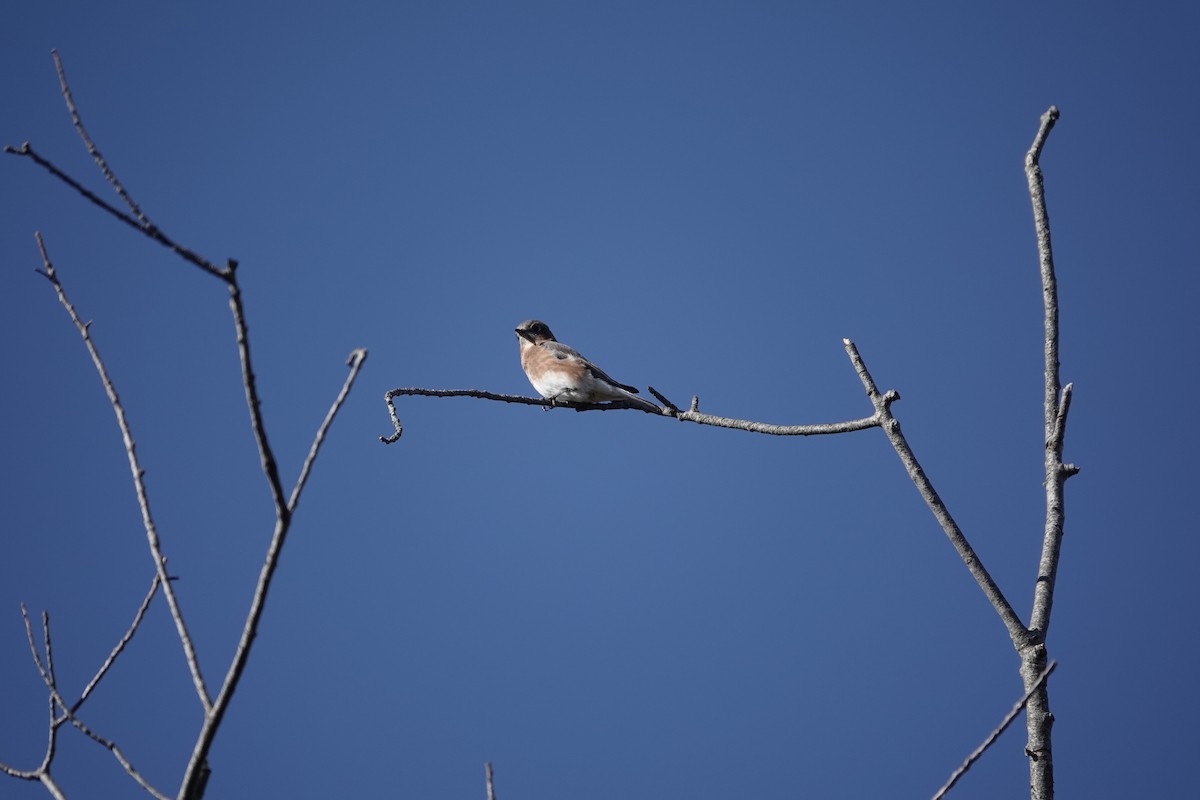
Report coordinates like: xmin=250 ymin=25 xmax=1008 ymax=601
xmin=2 ymin=3 xmax=1197 ymax=798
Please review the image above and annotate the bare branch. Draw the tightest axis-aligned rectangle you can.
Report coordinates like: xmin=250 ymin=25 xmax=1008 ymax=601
xmin=13 ymin=55 xmax=370 ymax=800
xmin=19 ymin=606 xmax=65 ymax=777
xmin=932 ymin=660 xmax=1057 ymax=800
xmin=1024 ymin=104 xmax=1070 ymax=800
xmin=485 ymin=762 xmax=497 ymax=800
xmin=671 ymin=405 xmax=879 ymax=436
xmin=288 ymin=349 xmax=369 ymax=513
xmin=39 ymin=774 xmax=68 ymax=800
xmin=72 ymin=574 xmax=162 ymax=714
xmin=63 ymin=714 xmax=171 ymax=800
xmin=53 ymin=49 xmax=151 ymax=227
xmin=178 ymin=351 xmax=370 ymax=799
xmin=35 ymin=233 xmax=212 ymax=713
xmin=17 ymin=607 xmax=169 ymax=799
xmin=380 ymin=387 xmax=662 ymax=443
xmin=842 ymin=338 xmax=1033 ymax=649
xmin=227 ymin=276 xmax=289 ymax=521
xmin=42 ymin=612 xmax=57 ymax=698
xmin=379 ymin=383 xmax=881 ymax=443
xmin=6 ymin=142 xmax=228 ymax=281
xmin=3 ymin=53 xmax=228 ymax=281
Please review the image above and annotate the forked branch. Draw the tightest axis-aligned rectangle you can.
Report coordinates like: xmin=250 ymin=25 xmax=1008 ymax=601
xmin=6 ymin=50 xmax=369 ymax=800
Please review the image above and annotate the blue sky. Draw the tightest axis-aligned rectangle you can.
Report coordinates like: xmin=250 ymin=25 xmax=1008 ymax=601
xmin=2 ymin=3 xmax=1197 ymax=798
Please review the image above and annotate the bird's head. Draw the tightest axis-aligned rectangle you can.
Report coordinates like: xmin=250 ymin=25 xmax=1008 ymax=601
xmin=515 ymin=319 xmax=556 ymax=345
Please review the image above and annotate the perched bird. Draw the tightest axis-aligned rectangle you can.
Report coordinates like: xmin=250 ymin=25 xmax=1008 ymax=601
xmin=515 ymin=319 xmax=660 ymax=413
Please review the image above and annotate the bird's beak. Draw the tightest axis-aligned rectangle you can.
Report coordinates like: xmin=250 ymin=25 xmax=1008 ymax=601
xmin=515 ymin=328 xmax=533 ymax=343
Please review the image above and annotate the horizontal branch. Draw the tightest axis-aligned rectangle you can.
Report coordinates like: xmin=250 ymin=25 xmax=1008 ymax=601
xmin=379 ymin=387 xmax=664 ymax=443
xmin=379 ymin=385 xmax=882 ymax=444
xmin=668 ymin=394 xmax=881 ymax=436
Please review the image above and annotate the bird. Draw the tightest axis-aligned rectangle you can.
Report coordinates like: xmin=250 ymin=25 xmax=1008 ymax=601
xmin=515 ymin=319 xmax=660 ymax=413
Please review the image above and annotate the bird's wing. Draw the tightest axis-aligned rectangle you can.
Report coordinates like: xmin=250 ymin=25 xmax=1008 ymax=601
xmin=541 ymin=341 xmax=640 ymax=394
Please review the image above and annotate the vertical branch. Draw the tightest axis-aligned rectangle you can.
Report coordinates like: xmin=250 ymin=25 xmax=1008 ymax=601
xmin=1022 ymin=104 xmax=1078 ymax=800
xmin=1026 ymin=105 xmax=1074 ymax=639
xmin=932 ymin=661 xmax=1057 ymax=800
xmin=226 ymin=270 xmax=289 ymax=519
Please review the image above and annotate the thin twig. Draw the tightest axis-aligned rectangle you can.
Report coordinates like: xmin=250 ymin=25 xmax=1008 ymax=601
xmin=42 ymin=612 xmax=56 ymax=700
xmin=842 ymin=338 xmax=1034 ymax=649
xmin=64 ymin=714 xmax=171 ymax=800
xmin=4 ymin=52 xmax=228 ymax=280
xmin=6 ymin=142 xmax=227 ymax=281
xmin=288 ymin=349 xmax=369 ymax=513
xmin=227 ymin=275 xmax=289 ymax=521
xmin=20 ymin=606 xmax=65 ymax=776
xmin=35 ymin=233 xmax=212 ymax=713
xmin=178 ymin=350 xmax=370 ymax=799
xmin=72 ymin=574 xmax=162 ymax=714
xmin=53 ymin=49 xmax=151 ymax=227
xmin=19 ymin=607 xmax=168 ymax=799
xmin=671 ymin=406 xmax=880 ymax=436
xmin=932 ymin=660 xmax=1057 ymax=800
xmin=485 ymin=762 xmax=497 ymax=800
